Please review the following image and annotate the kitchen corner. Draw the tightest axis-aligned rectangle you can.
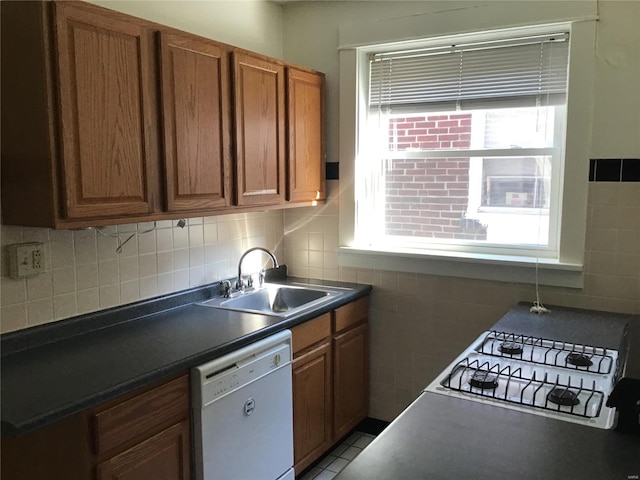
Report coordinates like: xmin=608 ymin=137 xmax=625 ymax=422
xmin=335 ymin=304 xmax=640 ymax=480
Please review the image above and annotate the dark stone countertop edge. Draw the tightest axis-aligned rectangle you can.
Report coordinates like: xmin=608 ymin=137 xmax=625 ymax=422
xmin=1 ymin=277 xmax=372 ymax=437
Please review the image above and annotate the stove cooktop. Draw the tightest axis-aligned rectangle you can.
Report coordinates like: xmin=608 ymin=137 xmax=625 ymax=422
xmin=424 ymin=331 xmax=620 ymax=429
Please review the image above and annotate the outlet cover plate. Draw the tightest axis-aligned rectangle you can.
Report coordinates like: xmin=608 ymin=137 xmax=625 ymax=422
xmin=7 ymin=243 xmax=46 ymax=278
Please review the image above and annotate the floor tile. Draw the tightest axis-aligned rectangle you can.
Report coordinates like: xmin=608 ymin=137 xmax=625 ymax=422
xmin=329 ymin=443 xmax=349 ymax=457
xmin=353 ymin=434 xmax=374 ymax=448
xmin=339 ymin=445 xmax=363 ymax=461
xmin=313 ymin=470 xmax=337 ymax=480
xmin=325 ymin=457 xmax=350 ymax=473
xmin=343 ymin=432 xmax=362 ymax=445
xmin=299 ymin=467 xmax=323 ymax=480
xmin=317 ymin=455 xmax=336 ymax=469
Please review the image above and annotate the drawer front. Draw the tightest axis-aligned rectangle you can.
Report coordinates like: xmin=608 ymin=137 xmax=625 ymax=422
xmin=292 ymin=313 xmax=331 ymax=356
xmin=93 ymin=375 xmax=189 ymax=455
xmin=334 ymin=296 xmax=369 ymax=333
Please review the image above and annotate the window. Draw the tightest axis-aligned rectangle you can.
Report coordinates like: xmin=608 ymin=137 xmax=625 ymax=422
xmin=356 ymin=30 xmax=569 ymax=258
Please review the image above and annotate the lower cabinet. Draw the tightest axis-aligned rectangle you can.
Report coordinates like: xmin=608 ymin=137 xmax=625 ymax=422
xmin=291 ymin=296 xmax=370 ymax=475
xmin=1 ymin=374 xmax=190 ymax=480
xmin=292 ymin=339 xmax=333 ymax=473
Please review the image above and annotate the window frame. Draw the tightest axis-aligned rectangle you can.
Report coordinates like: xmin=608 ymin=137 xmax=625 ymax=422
xmin=338 ymin=21 xmax=597 ymax=288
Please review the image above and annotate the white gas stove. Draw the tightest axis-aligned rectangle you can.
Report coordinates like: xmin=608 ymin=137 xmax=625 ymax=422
xmin=425 ymin=330 xmax=620 ymax=429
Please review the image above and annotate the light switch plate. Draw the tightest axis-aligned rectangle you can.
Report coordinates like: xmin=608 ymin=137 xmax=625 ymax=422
xmin=7 ymin=242 xmax=46 ymax=278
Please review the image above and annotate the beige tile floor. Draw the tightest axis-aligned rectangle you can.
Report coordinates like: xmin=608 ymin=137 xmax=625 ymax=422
xmin=297 ymin=431 xmax=376 ymax=480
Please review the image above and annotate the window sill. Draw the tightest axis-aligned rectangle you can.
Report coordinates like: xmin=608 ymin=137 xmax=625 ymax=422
xmin=337 ymin=246 xmax=583 ymax=288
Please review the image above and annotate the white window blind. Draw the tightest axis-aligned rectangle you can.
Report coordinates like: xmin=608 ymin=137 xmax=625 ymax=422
xmin=369 ymin=33 xmax=569 ymax=112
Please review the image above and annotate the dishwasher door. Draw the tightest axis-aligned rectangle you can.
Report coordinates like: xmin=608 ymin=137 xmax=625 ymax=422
xmin=192 ymin=330 xmax=294 ymax=480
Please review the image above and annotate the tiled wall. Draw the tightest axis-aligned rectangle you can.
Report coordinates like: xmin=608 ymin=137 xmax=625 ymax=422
xmin=1 ymin=211 xmax=284 ymax=333
xmin=284 ymin=179 xmax=640 ymax=421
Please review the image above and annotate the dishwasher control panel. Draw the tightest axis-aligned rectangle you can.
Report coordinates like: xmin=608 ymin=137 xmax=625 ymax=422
xmin=192 ymin=330 xmax=292 ymax=407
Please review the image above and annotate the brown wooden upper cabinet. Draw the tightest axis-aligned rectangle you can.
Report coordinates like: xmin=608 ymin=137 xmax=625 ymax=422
xmin=55 ymin=2 xmax=162 ymax=220
xmin=232 ymin=52 xmax=286 ymax=207
xmin=1 ymin=1 xmax=325 ymax=228
xmin=158 ymin=31 xmax=233 ymax=212
xmin=287 ymin=68 xmax=326 ymax=203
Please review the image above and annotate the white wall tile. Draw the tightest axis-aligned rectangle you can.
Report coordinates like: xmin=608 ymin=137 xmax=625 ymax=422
xmin=74 ymin=236 xmax=97 ymax=264
xmin=173 ymin=248 xmax=190 ymax=270
xmin=98 ymin=260 xmax=119 ymax=286
xmin=173 ymin=227 xmax=189 ymax=249
xmin=26 ymin=272 xmax=53 ymax=300
xmin=99 ymin=284 xmax=120 ymax=309
xmin=53 ymin=293 xmax=77 ymax=319
xmin=157 ymin=251 xmax=174 ymax=275
xmin=76 ymin=264 xmax=98 ymax=290
xmin=51 ymin=239 xmax=75 ymax=268
xmin=156 ymin=228 xmax=173 ymax=252
xmin=120 ymin=280 xmax=140 ymax=304
xmin=119 ymin=257 xmax=139 ymax=282
xmin=140 ymin=276 xmax=158 ymax=299
xmin=189 ymin=225 xmax=204 ymax=246
xmin=1 ymin=303 xmax=27 ymax=333
xmin=27 ymin=298 xmax=53 ymax=326
xmin=137 ymin=230 xmax=156 ymax=255
xmin=157 ymin=273 xmax=174 ymax=295
xmin=1 ymin=277 xmax=26 ymax=305
xmin=52 ymin=267 xmax=76 ymax=295
xmin=139 ymin=254 xmax=157 ymax=277
xmin=189 ymin=246 xmax=204 ymax=267
xmin=76 ymin=288 xmax=99 ymax=314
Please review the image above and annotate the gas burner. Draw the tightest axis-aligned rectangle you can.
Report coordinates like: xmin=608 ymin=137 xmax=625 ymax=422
xmin=548 ymin=387 xmax=580 ymax=406
xmin=499 ymin=342 xmax=523 ymax=355
xmin=566 ymin=352 xmax=593 ymax=367
xmin=469 ymin=371 xmax=499 ymax=390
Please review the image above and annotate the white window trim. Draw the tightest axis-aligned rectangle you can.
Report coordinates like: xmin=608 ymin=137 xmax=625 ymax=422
xmin=338 ymin=21 xmax=597 ymax=288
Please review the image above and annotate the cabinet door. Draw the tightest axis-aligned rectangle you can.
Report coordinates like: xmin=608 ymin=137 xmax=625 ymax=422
xmin=159 ymin=32 xmax=232 ymax=212
xmin=96 ymin=420 xmax=190 ymax=480
xmin=333 ymin=322 xmax=369 ymax=440
xmin=292 ymin=341 xmax=333 ymax=474
xmin=232 ymin=52 xmax=286 ymax=206
xmin=287 ymin=68 xmax=325 ymax=203
xmin=54 ymin=3 xmax=160 ymax=219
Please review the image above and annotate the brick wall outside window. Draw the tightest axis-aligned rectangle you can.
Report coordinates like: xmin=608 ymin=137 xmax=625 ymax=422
xmin=385 ymin=114 xmax=487 ymax=240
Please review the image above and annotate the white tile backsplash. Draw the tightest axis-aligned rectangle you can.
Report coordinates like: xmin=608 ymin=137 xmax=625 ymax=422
xmin=1 ymin=211 xmax=285 ymax=333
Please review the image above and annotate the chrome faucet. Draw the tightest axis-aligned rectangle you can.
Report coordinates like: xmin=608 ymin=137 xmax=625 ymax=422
xmin=236 ymin=247 xmax=279 ymax=290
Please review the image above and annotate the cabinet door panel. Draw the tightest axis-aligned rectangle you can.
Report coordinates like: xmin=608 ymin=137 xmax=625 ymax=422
xmin=333 ymin=323 xmax=369 ymax=440
xmin=292 ymin=341 xmax=332 ymax=474
xmin=55 ymin=3 xmax=159 ymax=219
xmin=233 ymin=53 xmax=285 ymax=206
xmin=96 ymin=420 xmax=190 ymax=480
xmin=287 ymin=68 xmax=325 ymax=203
xmin=159 ymin=32 xmax=232 ymax=211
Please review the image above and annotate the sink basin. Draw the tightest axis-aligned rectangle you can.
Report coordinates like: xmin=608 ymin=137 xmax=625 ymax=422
xmin=199 ymin=283 xmax=343 ymax=317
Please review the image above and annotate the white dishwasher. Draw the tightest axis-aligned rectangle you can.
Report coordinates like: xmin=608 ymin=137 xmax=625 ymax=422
xmin=192 ymin=330 xmax=294 ymax=480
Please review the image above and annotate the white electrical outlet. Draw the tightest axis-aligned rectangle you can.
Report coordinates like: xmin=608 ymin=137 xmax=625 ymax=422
xmin=7 ymin=242 xmax=46 ymax=278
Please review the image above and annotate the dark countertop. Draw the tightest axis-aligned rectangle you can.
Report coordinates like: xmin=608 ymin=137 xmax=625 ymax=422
xmin=1 ymin=277 xmax=372 ymax=437
xmin=337 ymin=302 xmax=640 ymax=480
xmin=338 ymin=392 xmax=640 ymax=480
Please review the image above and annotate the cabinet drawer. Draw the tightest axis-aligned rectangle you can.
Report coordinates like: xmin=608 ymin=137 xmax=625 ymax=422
xmin=292 ymin=313 xmax=331 ymax=356
xmin=334 ymin=297 xmax=369 ymax=333
xmin=93 ymin=375 xmax=189 ymax=455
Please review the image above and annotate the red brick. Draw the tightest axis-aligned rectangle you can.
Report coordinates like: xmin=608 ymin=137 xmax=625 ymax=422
xmin=427 ymin=115 xmax=449 ymax=121
xmin=449 ymin=126 xmax=471 ymax=134
xmin=437 ymin=120 xmax=461 ymax=128
xmin=453 ymin=141 xmax=471 ymax=148
xmin=438 ymin=134 xmax=462 ymax=141
xmin=427 ymin=128 xmax=448 ymax=134
xmin=415 ymin=121 xmax=436 ymax=129
xmin=416 ymin=135 xmax=438 ymax=142
xmin=450 ymin=114 xmax=472 ymax=120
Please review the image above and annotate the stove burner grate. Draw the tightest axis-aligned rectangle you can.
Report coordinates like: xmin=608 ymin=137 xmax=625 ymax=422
xmin=547 ymin=387 xmax=580 ymax=406
xmin=566 ymin=352 xmax=593 ymax=367
xmin=469 ymin=371 xmax=499 ymax=390
xmin=499 ymin=342 xmax=523 ymax=355
xmin=441 ymin=358 xmax=605 ymax=420
xmin=478 ymin=331 xmax=613 ymax=374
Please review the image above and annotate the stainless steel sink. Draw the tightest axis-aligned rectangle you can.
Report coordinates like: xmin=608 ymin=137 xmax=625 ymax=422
xmin=198 ymin=283 xmax=345 ymax=317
